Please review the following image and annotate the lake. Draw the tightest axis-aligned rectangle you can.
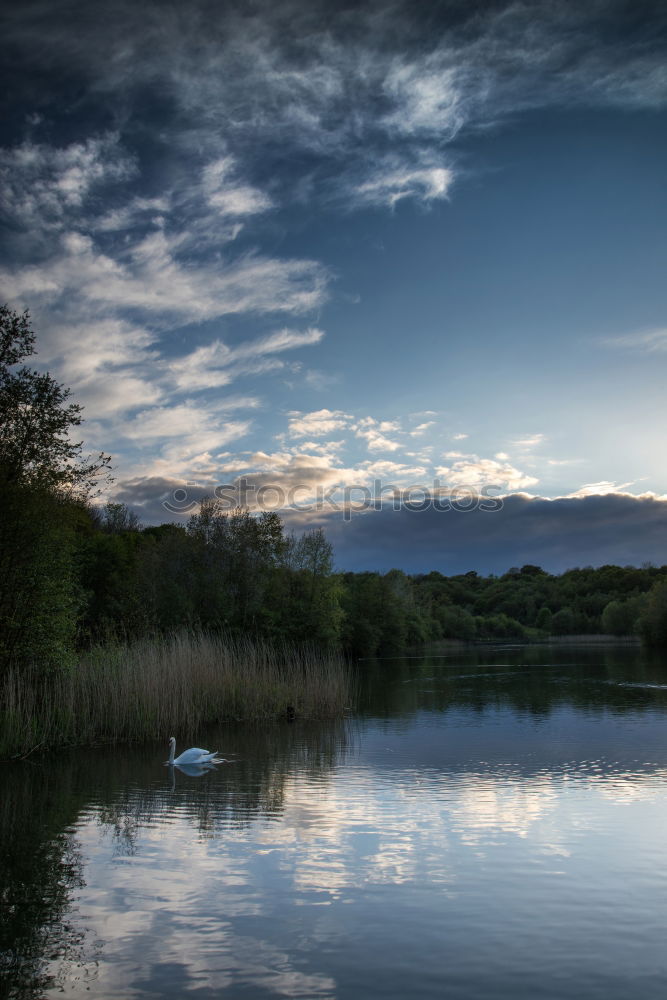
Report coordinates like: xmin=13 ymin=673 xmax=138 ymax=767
xmin=2 ymin=643 xmax=667 ymax=999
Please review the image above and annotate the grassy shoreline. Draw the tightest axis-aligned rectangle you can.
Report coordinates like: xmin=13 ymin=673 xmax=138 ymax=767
xmin=0 ymin=632 xmax=352 ymax=758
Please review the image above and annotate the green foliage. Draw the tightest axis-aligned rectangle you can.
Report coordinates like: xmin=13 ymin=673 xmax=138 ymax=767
xmin=71 ymin=522 xmax=667 ymax=658
xmin=0 ymin=484 xmax=82 ymax=673
xmin=336 ymin=560 xmax=667 ymax=655
xmin=186 ymin=502 xmax=286 ymax=630
xmin=0 ymin=308 xmax=111 ymax=676
xmin=601 ymin=595 xmax=646 ymax=636
xmin=0 ymin=306 xmax=109 ymax=494
xmin=339 ymin=571 xmax=413 ymax=656
xmin=75 ymin=502 xmax=345 ymax=648
xmin=551 ymin=607 xmax=576 ymax=635
xmin=77 ymin=519 xmax=146 ymax=640
xmin=437 ymin=605 xmax=477 ymax=640
xmin=274 ymin=529 xmax=343 ymax=644
xmin=535 ymin=607 xmax=553 ymax=632
xmin=475 ymin=613 xmax=526 ymax=639
xmin=639 ymin=582 xmax=667 ymax=647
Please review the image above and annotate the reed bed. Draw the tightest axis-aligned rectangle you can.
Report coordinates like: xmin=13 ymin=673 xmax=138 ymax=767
xmin=0 ymin=632 xmax=352 ymax=757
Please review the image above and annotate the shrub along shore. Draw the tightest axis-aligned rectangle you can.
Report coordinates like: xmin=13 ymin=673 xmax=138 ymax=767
xmin=0 ymin=632 xmax=352 ymax=758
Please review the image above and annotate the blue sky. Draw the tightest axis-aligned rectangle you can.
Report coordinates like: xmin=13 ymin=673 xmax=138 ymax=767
xmin=1 ymin=0 xmax=666 ymax=571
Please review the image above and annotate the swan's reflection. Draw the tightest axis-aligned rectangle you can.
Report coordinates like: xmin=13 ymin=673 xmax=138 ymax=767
xmin=168 ymin=760 xmax=220 ymax=790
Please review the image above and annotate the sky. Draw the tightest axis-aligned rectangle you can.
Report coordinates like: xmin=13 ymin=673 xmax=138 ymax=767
xmin=1 ymin=0 xmax=666 ymax=573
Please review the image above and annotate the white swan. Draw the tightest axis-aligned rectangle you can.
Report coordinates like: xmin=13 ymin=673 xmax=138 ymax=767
xmin=167 ymin=736 xmax=222 ymax=766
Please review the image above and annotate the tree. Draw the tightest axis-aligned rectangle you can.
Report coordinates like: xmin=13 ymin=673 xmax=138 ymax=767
xmin=0 ymin=306 xmax=110 ymax=494
xmin=101 ymin=502 xmax=141 ymax=534
xmin=186 ymin=501 xmax=287 ymax=631
xmin=640 ymin=582 xmax=667 ymax=647
xmin=601 ymin=596 xmax=645 ymax=637
xmin=277 ymin=529 xmax=343 ymax=644
xmin=0 ymin=306 xmax=110 ymax=674
xmin=536 ymin=607 xmax=553 ymax=633
xmin=438 ymin=604 xmax=477 ymax=640
xmin=551 ymin=607 xmax=576 ymax=635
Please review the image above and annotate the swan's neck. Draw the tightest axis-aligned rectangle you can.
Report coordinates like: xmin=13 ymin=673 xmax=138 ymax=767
xmin=168 ymin=742 xmax=175 ymax=764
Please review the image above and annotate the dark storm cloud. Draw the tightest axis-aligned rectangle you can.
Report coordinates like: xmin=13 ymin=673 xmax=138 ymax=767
xmin=112 ymin=475 xmax=212 ymax=523
xmin=317 ymin=494 xmax=667 ymax=574
xmin=113 ymin=488 xmax=667 ymax=576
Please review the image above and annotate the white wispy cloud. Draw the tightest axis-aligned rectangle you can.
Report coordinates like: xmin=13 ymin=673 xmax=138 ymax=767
xmin=169 ymin=328 xmax=325 ymax=392
xmin=568 ymin=480 xmax=636 ymax=497
xmin=354 ymin=161 xmax=453 ymax=208
xmin=601 ymin=328 xmax=667 ymax=352
xmin=291 ymin=439 xmax=345 ymax=457
xmin=0 ymin=133 xmax=135 ymax=235
xmin=288 ymin=408 xmax=352 ymax=438
xmin=409 ymin=421 xmax=435 ymax=437
xmin=381 ymin=55 xmax=464 ymax=138
xmin=303 ymin=369 xmax=340 ymax=390
xmin=2 ymin=225 xmax=328 ymax=324
xmin=436 ymin=455 xmax=539 ymax=491
xmin=75 ymin=374 xmax=163 ymax=419
xmin=355 ymin=416 xmax=402 ymax=452
xmin=360 ymin=459 xmax=428 ymax=481
xmin=512 ymin=433 xmax=546 ymax=449
xmin=43 ymin=317 xmax=158 ymax=380
xmin=120 ymin=404 xmax=254 ymax=481
xmin=122 ymin=401 xmax=257 ymax=441
xmin=96 ymin=196 xmax=171 ymax=232
xmin=358 ymin=433 xmax=402 ymax=453
xmin=238 ymin=327 xmax=325 ymax=358
xmin=201 ymin=156 xmax=273 ymax=217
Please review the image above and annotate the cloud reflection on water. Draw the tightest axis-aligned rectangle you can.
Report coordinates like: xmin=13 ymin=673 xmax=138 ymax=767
xmin=57 ymin=745 xmax=667 ymax=998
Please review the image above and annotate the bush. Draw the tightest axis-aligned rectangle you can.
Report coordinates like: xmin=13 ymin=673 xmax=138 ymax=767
xmin=640 ymin=583 xmax=667 ymax=647
xmin=601 ymin=595 xmax=646 ymax=636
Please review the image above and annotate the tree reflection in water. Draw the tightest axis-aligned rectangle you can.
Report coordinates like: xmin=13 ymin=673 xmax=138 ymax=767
xmin=0 ymin=758 xmax=97 ymax=998
xmin=0 ymin=716 xmax=350 ymax=996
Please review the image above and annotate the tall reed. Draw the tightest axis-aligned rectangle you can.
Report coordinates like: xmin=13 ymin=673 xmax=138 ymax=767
xmin=0 ymin=632 xmax=352 ymax=757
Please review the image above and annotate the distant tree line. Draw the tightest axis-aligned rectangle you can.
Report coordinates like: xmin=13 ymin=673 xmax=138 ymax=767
xmin=2 ymin=304 xmax=667 ymax=679
xmin=341 ymin=562 xmax=667 ymax=656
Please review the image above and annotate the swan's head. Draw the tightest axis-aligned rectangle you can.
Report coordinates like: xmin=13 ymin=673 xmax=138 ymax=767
xmin=168 ymin=736 xmax=176 ymax=748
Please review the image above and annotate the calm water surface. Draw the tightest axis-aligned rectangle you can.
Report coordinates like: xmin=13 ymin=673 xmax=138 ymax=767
xmin=3 ymin=643 xmax=667 ymax=998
